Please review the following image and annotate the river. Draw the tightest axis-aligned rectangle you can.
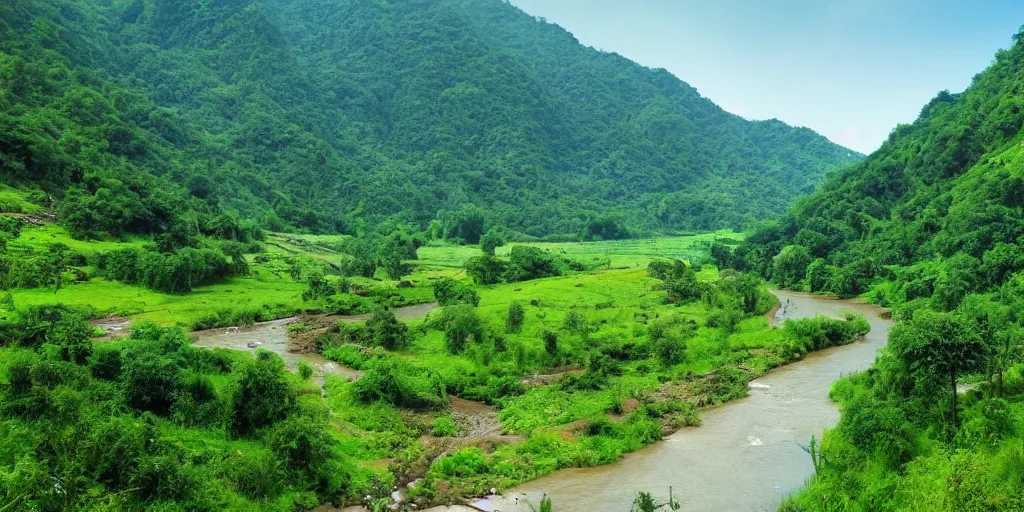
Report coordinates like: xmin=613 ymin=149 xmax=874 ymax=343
xmin=487 ymin=290 xmax=891 ymax=512
xmin=192 ymin=292 xmax=890 ymax=512
xmin=190 ymin=302 xmax=439 ymax=386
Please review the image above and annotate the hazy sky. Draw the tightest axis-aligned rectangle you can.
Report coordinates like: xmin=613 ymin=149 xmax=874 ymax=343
xmin=508 ymin=0 xmax=1024 ymax=154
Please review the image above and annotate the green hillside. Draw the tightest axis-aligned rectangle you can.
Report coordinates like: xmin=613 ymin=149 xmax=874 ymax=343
xmin=731 ymin=28 xmax=1024 ymax=512
xmin=1 ymin=0 xmax=858 ymax=240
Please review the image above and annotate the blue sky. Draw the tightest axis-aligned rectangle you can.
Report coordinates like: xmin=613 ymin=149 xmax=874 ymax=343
xmin=508 ymin=0 xmax=1024 ymax=154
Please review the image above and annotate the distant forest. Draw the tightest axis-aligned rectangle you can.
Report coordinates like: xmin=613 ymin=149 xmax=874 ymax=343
xmin=0 ymin=0 xmax=858 ymax=241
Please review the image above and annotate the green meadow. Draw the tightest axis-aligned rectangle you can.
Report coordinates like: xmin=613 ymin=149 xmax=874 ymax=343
xmin=495 ymin=230 xmax=743 ymax=268
xmin=2 ymin=220 xmax=740 ymax=328
xmin=0 ymin=213 xmax=872 ymax=508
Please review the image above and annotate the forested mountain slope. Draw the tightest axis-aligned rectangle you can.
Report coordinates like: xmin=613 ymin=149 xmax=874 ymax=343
xmin=733 ymin=28 xmax=1024 ymax=304
xmin=727 ymin=28 xmax=1024 ymax=512
xmin=0 ymin=0 xmax=858 ymax=239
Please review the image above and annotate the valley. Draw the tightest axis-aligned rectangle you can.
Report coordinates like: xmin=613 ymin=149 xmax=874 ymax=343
xmin=2 ymin=1 xmax=1024 ymax=511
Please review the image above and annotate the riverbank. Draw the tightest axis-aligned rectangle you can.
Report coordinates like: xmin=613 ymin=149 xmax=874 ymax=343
xmin=492 ymin=290 xmax=891 ymax=511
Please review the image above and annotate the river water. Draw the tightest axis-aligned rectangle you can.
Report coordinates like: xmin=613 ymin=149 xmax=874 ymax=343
xmin=190 ymin=302 xmax=438 ymax=386
xmin=489 ymin=290 xmax=891 ymax=512
xmin=195 ymin=292 xmax=889 ymax=512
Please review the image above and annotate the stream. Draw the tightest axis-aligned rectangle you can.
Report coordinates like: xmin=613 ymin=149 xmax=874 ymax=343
xmin=486 ymin=290 xmax=892 ymax=512
xmin=191 ymin=292 xmax=890 ymax=512
xmin=190 ymin=302 xmax=439 ymax=386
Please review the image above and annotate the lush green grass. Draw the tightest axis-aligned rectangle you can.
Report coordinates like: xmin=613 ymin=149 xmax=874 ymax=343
xmin=8 ymin=223 xmax=148 ymax=255
xmin=329 ymin=261 xmax=868 ymax=502
xmin=5 ymin=225 xmax=740 ymax=328
xmin=1 ymin=224 xmax=879 ymax=509
xmin=495 ymin=230 xmax=743 ymax=268
xmin=0 ymin=184 xmax=42 ymax=213
xmin=10 ymin=273 xmax=306 ymax=325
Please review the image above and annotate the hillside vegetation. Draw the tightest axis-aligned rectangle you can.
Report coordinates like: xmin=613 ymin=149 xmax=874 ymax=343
xmin=0 ymin=217 xmax=876 ymax=510
xmin=729 ymin=28 xmax=1024 ymax=512
xmin=1 ymin=0 xmax=857 ymax=240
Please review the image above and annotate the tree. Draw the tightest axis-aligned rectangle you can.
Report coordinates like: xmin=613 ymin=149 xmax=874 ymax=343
xmin=439 ymin=305 xmax=484 ymax=354
xmin=465 ymin=254 xmax=509 ymax=285
xmin=479 ymin=229 xmax=505 ymax=256
xmin=366 ymin=305 xmax=409 ymax=350
xmin=229 ymin=352 xmax=297 ymax=437
xmin=543 ymin=330 xmax=558 ymax=356
xmin=439 ymin=204 xmax=486 ymax=244
xmin=377 ymin=238 xmax=411 ymax=280
xmin=44 ymin=243 xmax=69 ymax=293
xmin=708 ymin=241 xmax=732 ymax=268
xmin=433 ymin=277 xmax=480 ymax=306
xmin=773 ymin=245 xmax=812 ymax=289
xmin=302 ymin=272 xmax=332 ymax=302
xmin=582 ymin=215 xmax=629 ymax=241
xmin=506 ymin=246 xmax=560 ymax=282
xmin=804 ymin=258 xmax=832 ymax=293
xmin=889 ymin=309 xmax=987 ymax=429
xmin=222 ymin=242 xmax=250 ymax=277
xmin=378 ymin=249 xmax=410 ymax=280
xmin=506 ymin=301 xmax=525 ymax=334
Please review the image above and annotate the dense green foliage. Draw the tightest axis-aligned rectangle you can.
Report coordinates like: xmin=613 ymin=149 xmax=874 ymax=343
xmin=735 ymin=29 xmax=1024 ymax=304
xmin=0 ymin=315 xmax=359 ymax=511
xmin=725 ymin=28 xmax=1024 ymax=512
xmin=1 ymin=0 xmax=857 ymax=240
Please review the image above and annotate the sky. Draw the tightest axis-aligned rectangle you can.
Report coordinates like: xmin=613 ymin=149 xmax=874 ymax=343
xmin=508 ymin=0 xmax=1024 ymax=154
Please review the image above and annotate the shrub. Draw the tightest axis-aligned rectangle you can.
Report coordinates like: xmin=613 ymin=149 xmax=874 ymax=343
xmin=44 ymin=314 xmax=94 ymax=364
xmin=427 ymin=447 xmax=489 ymax=478
xmin=433 ymin=415 xmax=461 ymax=437
xmin=543 ymin=330 xmax=558 ymax=356
xmin=562 ymin=310 xmax=589 ymax=335
xmin=705 ymin=308 xmax=743 ymax=332
xmin=433 ymin=277 xmax=480 ymax=307
xmin=229 ymin=353 xmax=297 ymax=437
xmin=438 ymin=305 xmax=485 ymax=354
xmin=121 ymin=348 xmax=183 ymax=414
xmin=265 ymin=415 xmax=347 ymax=494
xmin=88 ymin=348 xmax=123 ymax=380
xmin=366 ymin=305 xmax=410 ymax=350
xmin=222 ymin=451 xmax=285 ymax=499
xmin=785 ymin=314 xmax=870 ymax=352
xmin=297 ymin=361 xmax=314 ymax=381
xmin=102 ymin=246 xmax=232 ymax=294
xmin=353 ymin=358 xmax=447 ymax=410
xmin=302 ymin=272 xmax=333 ymax=301
xmin=171 ymin=373 xmax=223 ymax=427
xmin=506 ymin=301 xmax=525 ymax=334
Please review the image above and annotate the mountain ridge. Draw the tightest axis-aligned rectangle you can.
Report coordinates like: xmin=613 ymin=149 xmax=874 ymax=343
xmin=1 ymin=0 xmax=860 ymax=239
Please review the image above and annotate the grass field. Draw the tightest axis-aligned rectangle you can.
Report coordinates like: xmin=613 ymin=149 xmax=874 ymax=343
xmin=313 ymin=254 xmax=855 ymax=501
xmin=495 ymin=230 xmax=743 ymax=268
xmin=0 ymin=207 xmax=876 ymax=508
xmin=8 ymin=223 xmax=149 ymax=255
xmin=5 ymin=224 xmax=740 ymax=328
xmin=0 ymin=184 xmax=42 ymax=213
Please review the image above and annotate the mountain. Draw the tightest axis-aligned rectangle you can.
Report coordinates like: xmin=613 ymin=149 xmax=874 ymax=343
xmin=733 ymin=28 xmax=1024 ymax=305
xmin=734 ymin=27 xmax=1024 ymax=512
xmin=0 ymin=0 xmax=859 ymax=239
